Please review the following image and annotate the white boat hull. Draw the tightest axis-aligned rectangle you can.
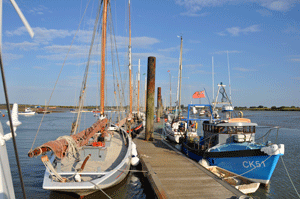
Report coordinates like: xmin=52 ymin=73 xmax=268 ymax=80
xmin=18 ymin=112 xmax=35 ymax=116
xmin=43 ymin=154 xmax=131 ymax=196
xmin=42 ymin=126 xmax=132 ymax=196
xmin=164 ymin=126 xmax=184 ymax=144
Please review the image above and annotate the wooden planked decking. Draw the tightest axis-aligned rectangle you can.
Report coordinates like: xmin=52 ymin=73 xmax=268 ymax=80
xmin=134 ymin=122 xmax=247 ymax=199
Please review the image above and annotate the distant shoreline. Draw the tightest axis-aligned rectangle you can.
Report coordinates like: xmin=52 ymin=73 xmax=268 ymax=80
xmin=234 ymin=107 xmax=300 ymax=111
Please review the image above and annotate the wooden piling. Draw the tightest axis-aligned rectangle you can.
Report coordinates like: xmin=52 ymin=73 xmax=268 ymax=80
xmin=157 ymin=87 xmax=161 ymax=122
xmin=145 ymin=56 xmax=156 ymax=141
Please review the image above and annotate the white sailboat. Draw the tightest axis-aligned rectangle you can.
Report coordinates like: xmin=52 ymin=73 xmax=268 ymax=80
xmin=28 ymin=1 xmax=134 ymax=196
xmin=18 ymin=107 xmax=36 ymax=116
xmin=164 ymin=36 xmax=188 ymax=144
xmin=0 ymin=103 xmax=22 ymax=199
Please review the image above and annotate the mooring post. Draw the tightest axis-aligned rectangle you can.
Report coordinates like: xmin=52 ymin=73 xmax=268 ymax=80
xmin=157 ymin=87 xmax=161 ymax=122
xmin=145 ymin=56 xmax=156 ymax=141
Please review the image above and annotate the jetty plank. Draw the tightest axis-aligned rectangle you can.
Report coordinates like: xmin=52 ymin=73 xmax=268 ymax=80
xmin=134 ymin=122 xmax=246 ymax=199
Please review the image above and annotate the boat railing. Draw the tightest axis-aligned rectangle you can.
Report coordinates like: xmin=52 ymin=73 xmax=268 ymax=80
xmin=255 ymin=126 xmax=280 ymax=144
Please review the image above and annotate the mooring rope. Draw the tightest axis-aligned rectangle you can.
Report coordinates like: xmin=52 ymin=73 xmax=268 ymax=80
xmin=89 ymin=181 xmax=112 ymax=199
xmin=280 ymin=156 xmax=300 ymax=198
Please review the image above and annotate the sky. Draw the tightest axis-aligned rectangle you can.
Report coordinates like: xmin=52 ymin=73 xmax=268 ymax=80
xmin=1 ymin=0 xmax=300 ymax=108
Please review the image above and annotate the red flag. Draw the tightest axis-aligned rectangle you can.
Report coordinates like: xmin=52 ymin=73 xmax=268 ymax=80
xmin=167 ymin=70 xmax=170 ymax=72
xmin=192 ymin=91 xmax=205 ymax=98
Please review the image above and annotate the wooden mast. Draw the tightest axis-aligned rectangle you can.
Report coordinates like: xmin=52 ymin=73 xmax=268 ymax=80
xmin=128 ymin=0 xmax=133 ymax=114
xmin=100 ymin=0 xmax=108 ymax=115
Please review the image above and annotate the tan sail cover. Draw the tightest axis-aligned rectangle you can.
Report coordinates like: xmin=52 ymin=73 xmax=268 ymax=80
xmin=28 ymin=118 xmax=108 ymax=159
xmin=228 ymin=118 xmax=251 ymax=123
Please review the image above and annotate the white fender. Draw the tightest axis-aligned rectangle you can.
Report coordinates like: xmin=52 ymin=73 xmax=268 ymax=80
xmin=74 ymin=173 xmax=81 ymax=182
xmin=199 ymin=159 xmax=210 ymax=168
xmin=131 ymin=142 xmax=140 ymax=166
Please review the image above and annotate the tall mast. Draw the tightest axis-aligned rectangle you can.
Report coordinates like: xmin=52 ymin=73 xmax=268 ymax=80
xmin=212 ymin=56 xmax=214 ymax=102
xmin=169 ymin=71 xmax=171 ymax=110
xmin=144 ymin=75 xmax=146 ymax=112
xmin=100 ymin=0 xmax=108 ymax=115
xmin=227 ymin=50 xmax=231 ymax=101
xmin=138 ymin=59 xmax=140 ymax=115
xmin=128 ymin=0 xmax=132 ymax=114
xmin=178 ymin=36 xmax=183 ymax=114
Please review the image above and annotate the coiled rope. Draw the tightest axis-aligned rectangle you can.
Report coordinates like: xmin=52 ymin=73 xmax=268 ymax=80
xmin=57 ymin=136 xmax=79 ymax=159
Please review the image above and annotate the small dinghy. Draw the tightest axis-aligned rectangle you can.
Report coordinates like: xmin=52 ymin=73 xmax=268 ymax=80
xmin=207 ymin=166 xmax=260 ymax=194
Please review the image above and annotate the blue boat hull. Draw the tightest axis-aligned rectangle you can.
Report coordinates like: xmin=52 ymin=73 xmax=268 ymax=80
xmin=182 ymin=144 xmax=282 ymax=184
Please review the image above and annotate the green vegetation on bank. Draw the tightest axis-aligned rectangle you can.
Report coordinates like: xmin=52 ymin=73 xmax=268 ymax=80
xmin=235 ymin=106 xmax=300 ymax=111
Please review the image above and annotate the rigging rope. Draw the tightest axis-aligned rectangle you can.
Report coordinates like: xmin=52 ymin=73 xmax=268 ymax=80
xmin=73 ymin=0 xmax=103 ymax=135
xmin=41 ymin=155 xmax=64 ymax=182
xmin=30 ymin=0 xmax=92 ymax=152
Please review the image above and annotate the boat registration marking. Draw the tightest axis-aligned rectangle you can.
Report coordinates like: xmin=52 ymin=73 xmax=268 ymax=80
xmin=243 ymin=161 xmax=266 ymax=168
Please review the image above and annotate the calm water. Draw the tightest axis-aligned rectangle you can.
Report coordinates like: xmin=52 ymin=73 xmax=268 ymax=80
xmin=2 ymin=111 xmax=300 ymax=198
xmin=1 ymin=111 xmax=155 ymax=199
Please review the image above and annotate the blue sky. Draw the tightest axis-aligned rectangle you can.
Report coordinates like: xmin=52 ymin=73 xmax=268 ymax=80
xmin=1 ymin=0 xmax=300 ymax=108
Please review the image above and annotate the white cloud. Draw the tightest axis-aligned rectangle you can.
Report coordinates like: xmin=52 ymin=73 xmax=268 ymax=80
xmin=158 ymin=46 xmax=178 ymax=52
xmin=214 ymin=50 xmax=242 ymax=54
xmin=175 ymin=0 xmax=297 ymax=16
xmin=233 ymin=67 xmax=257 ymax=72
xmin=2 ymin=53 xmax=23 ymax=61
xmin=256 ymin=9 xmax=273 ymax=16
xmin=180 ymin=12 xmax=210 ymax=17
xmin=33 ymin=66 xmax=47 ymax=70
xmin=4 ymin=41 xmax=39 ymax=51
xmin=184 ymin=64 xmax=203 ymax=68
xmin=261 ymin=1 xmax=291 ymax=11
xmin=115 ymin=36 xmax=160 ymax=49
xmin=291 ymin=58 xmax=300 ymax=62
xmin=6 ymin=27 xmax=75 ymax=44
xmin=219 ymin=25 xmax=261 ymax=36
xmin=189 ymin=39 xmax=202 ymax=44
xmin=292 ymin=77 xmax=300 ymax=80
xmin=28 ymin=5 xmax=50 ymax=15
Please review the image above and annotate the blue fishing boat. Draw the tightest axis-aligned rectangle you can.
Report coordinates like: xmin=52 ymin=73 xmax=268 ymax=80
xmin=181 ymin=104 xmax=284 ymax=185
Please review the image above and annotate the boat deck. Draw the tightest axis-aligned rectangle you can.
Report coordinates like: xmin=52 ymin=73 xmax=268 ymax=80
xmin=134 ymin=121 xmax=247 ymax=199
xmin=60 ymin=131 xmax=127 ymax=174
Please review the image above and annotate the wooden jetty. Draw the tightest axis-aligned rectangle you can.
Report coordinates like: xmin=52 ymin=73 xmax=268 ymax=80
xmin=134 ymin=121 xmax=248 ymax=199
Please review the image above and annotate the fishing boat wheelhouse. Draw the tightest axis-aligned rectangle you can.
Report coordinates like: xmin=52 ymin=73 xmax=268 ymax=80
xmin=182 ymin=104 xmax=284 ymax=185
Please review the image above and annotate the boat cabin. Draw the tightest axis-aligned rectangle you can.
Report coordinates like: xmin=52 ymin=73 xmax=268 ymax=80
xmin=203 ymin=118 xmax=257 ymax=147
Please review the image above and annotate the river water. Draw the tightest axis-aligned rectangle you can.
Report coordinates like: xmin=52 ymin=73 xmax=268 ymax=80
xmin=1 ymin=110 xmax=300 ymax=198
xmin=1 ymin=111 xmax=155 ymax=199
